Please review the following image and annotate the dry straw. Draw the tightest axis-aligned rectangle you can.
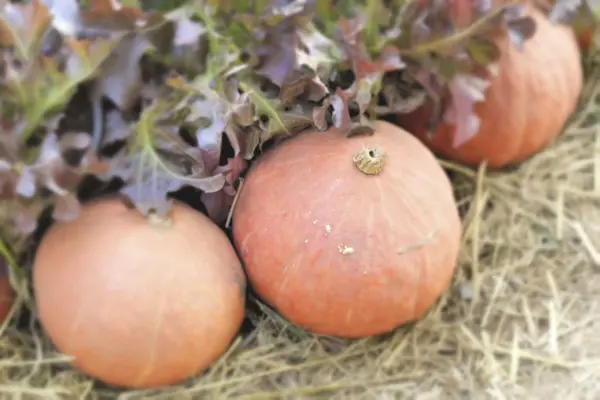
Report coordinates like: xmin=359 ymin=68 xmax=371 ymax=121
xmin=2 ymin=59 xmax=600 ymax=400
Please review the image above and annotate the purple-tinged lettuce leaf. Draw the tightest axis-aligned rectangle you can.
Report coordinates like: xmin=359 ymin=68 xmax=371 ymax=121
xmin=444 ymin=73 xmax=490 ymax=148
xmin=95 ymin=106 xmax=227 ymax=217
xmin=201 ymin=155 xmax=247 ymax=223
xmin=330 ymin=88 xmax=352 ymax=133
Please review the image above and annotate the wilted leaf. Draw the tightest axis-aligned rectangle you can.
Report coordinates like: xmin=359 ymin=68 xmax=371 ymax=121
xmin=171 ymin=12 xmax=206 ymax=47
xmin=548 ymin=0 xmax=585 ymax=24
xmin=59 ymin=131 xmax=92 ymax=152
xmin=444 ymin=73 xmax=490 ymax=148
xmin=15 ymin=169 xmax=36 ymax=198
xmin=224 ymin=123 xmax=245 ymax=158
xmin=195 ymin=118 xmax=227 ymax=172
xmin=101 ymin=109 xmax=134 ymax=146
xmin=280 ymin=70 xmax=314 ymax=104
xmin=376 ymin=72 xmax=428 ymax=115
xmin=353 ymin=77 xmax=375 ymax=115
xmin=5 ymin=36 xmax=117 ymax=143
xmin=466 ymin=37 xmax=501 ymax=66
xmin=313 ymin=102 xmax=329 ymax=131
xmin=180 ymin=89 xmax=231 ymax=170
xmin=28 ymin=132 xmax=91 ymax=195
xmin=227 ymin=92 xmax=254 ymax=127
xmin=201 ymin=155 xmax=247 ymax=222
xmin=336 ymin=18 xmax=404 ymax=83
xmin=10 ymin=201 xmax=43 ymax=236
xmin=0 ymin=129 xmax=92 ymax=207
xmin=64 ymin=35 xmax=120 ymax=80
xmin=240 ymin=81 xmax=288 ymax=137
xmin=90 ymin=33 xmax=152 ymax=111
xmin=0 ymin=0 xmax=52 ymax=54
xmin=504 ymin=13 xmax=536 ymax=51
xmin=274 ymin=107 xmax=313 ymax=132
xmin=78 ymin=0 xmax=143 ymax=33
xmin=148 ymin=7 xmax=210 ymax=75
xmin=306 ymin=75 xmax=329 ymax=102
xmin=0 ymin=161 xmax=18 ymax=200
xmin=330 ymin=88 xmax=352 ymax=133
xmin=52 ymin=192 xmax=80 ymax=221
xmin=255 ymin=33 xmax=298 ymax=86
xmin=41 ymin=0 xmax=80 ymax=36
xmin=96 ymin=107 xmax=228 ymax=216
xmin=377 ymin=45 xmax=405 ymax=71
xmin=102 ymin=145 xmax=226 ymax=216
xmin=295 ymin=27 xmax=338 ymax=73
xmin=335 ymin=17 xmax=364 ymax=61
xmin=242 ymin=125 xmax=262 ymax=159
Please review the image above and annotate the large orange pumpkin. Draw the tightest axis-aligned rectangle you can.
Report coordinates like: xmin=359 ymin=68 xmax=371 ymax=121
xmin=232 ymin=121 xmax=462 ymax=338
xmin=0 ymin=262 xmax=14 ymax=325
xmin=397 ymin=6 xmax=583 ymax=168
xmin=33 ymin=197 xmax=246 ymax=389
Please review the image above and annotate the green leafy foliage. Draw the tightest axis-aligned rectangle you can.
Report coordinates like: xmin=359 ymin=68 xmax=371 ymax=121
xmin=0 ymin=0 xmax=581 ymax=257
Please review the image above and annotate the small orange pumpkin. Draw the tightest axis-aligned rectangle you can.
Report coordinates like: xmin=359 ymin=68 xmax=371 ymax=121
xmin=33 ymin=197 xmax=246 ymax=389
xmin=578 ymin=28 xmax=593 ymax=50
xmin=0 ymin=262 xmax=14 ymax=325
xmin=397 ymin=6 xmax=583 ymax=168
xmin=232 ymin=121 xmax=462 ymax=338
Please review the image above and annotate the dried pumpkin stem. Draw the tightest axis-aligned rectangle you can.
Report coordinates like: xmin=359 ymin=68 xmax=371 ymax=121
xmin=146 ymin=211 xmax=173 ymax=229
xmin=353 ymin=146 xmax=386 ymax=175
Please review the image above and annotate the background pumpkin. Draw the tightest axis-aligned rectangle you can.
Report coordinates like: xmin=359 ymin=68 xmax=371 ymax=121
xmin=0 ymin=261 xmax=14 ymax=325
xmin=396 ymin=5 xmax=583 ymax=168
xmin=33 ymin=197 xmax=247 ymax=389
xmin=578 ymin=28 xmax=593 ymax=50
xmin=232 ymin=121 xmax=462 ymax=339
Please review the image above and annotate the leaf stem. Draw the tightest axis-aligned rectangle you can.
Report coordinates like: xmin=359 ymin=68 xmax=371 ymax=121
xmin=398 ymin=3 xmax=517 ymax=57
xmin=0 ymin=239 xmax=25 ymax=283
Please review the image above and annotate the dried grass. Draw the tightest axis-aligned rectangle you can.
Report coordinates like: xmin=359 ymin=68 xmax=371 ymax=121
xmin=2 ymin=59 xmax=600 ymax=400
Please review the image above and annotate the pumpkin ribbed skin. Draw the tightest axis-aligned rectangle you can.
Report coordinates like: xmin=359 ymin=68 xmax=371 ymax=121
xmin=397 ymin=6 xmax=583 ymax=168
xmin=33 ymin=198 xmax=246 ymax=389
xmin=232 ymin=121 xmax=461 ymax=338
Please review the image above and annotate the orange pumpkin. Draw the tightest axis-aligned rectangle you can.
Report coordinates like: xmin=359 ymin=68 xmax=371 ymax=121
xmin=396 ymin=6 xmax=583 ymax=168
xmin=0 ymin=262 xmax=14 ymax=325
xmin=232 ymin=121 xmax=462 ymax=338
xmin=578 ymin=28 xmax=593 ymax=50
xmin=33 ymin=197 xmax=246 ymax=389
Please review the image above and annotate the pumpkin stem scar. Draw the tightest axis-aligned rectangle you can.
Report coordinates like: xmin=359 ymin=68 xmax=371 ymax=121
xmin=353 ymin=146 xmax=386 ymax=175
xmin=146 ymin=211 xmax=173 ymax=229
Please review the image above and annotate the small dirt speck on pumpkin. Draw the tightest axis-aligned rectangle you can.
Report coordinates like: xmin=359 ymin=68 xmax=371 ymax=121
xmin=338 ymin=245 xmax=355 ymax=255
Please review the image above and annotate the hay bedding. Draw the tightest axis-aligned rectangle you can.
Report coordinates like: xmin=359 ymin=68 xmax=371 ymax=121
xmin=1 ymin=61 xmax=600 ymax=400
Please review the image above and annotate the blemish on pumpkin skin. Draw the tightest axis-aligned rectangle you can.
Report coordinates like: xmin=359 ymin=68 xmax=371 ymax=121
xmin=338 ymin=245 xmax=355 ymax=255
xmin=135 ymin=287 xmax=168 ymax=386
xmin=346 ymin=309 xmax=353 ymax=324
xmin=397 ymin=230 xmax=437 ymax=254
xmin=325 ymin=224 xmax=332 ymax=234
xmin=233 ymin=271 xmax=247 ymax=298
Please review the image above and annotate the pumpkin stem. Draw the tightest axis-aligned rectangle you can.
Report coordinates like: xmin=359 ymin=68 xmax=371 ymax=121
xmin=146 ymin=211 xmax=173 ymax=229
xmin=353 ymin=146 xmax=386 ymax=175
